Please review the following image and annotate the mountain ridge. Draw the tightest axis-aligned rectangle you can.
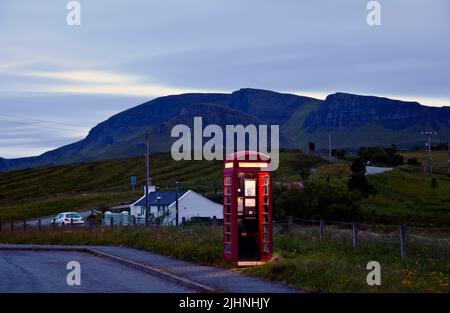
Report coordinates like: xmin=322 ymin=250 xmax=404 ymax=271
xmin=1 ymin=88 xmax=449 ymax=172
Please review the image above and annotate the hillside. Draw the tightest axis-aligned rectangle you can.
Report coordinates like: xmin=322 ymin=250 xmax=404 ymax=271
xmin=0 ymin=150 xmax=326 ymax=222
xmin=1 ymin=89 xmax=449 ymax=172
xmin=1 ymin=149 xmax=449 ymax=226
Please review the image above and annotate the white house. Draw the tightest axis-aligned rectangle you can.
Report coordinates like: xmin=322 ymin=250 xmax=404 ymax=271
xmin=130 ymin=186 xmax=222 ymax=225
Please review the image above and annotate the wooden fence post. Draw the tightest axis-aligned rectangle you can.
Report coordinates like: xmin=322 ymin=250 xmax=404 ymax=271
xmin=352 ymin=222 xmax=358 ymax=248
xmin=110 ymin=217 xmax=114 ymax=229
xmin=11 ymin=221 xmax=14 ymax=231
xmin=182 ymin=217 xmax=186 ymax=230
xmin=212 ymin=216 xmax=217 ymax=231
xmin=287 ymin=216 xmax=293 ymax=234
xmin=38 ymin=219 xmax=41 ymax=231
xmin=400 ymin=225 xmax=407 ymax=258
xmin=23 ymin=220 xmax=26 ymax=231
xmin=319 ymin=219 xmax=324 ymax=240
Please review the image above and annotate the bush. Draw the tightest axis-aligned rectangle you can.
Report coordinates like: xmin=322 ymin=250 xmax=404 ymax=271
xmin=348 ymin=158 xmax=377 ymax=198
xmin=274 ymin=182 xmax=362 ymax=221
xmin=406 ymin=157 xmax=421 ymax=166
xmin=358 ymin=145 xmax=404 ymax=166
xmin=348 ymin=173 xmax=377 ymax=198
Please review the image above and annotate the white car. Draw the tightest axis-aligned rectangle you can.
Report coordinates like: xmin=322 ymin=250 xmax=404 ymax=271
xmin=52 ymin=212 xmax=84 ymax=226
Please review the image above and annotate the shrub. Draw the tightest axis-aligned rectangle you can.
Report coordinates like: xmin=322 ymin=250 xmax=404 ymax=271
xmin=274 ymin=182 xmax=362 ymax=221
xmin=406 ymin=157 xmax=421 ymax=166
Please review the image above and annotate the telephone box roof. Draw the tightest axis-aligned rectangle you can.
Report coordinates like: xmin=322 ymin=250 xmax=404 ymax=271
xmin=226 ymin=151 xmax=271 ymax=162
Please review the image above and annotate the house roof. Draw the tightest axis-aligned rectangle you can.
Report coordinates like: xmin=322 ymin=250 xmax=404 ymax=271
xmin=134 ymin=190 xmax=189 ymax=207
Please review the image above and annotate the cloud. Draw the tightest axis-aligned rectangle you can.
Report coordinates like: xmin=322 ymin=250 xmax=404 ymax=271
xmin=0 ymin=0 xmax=449 ymax=158
xmin=20 ymin=70 xmax=141 ymax=85
xmin=4 ymin=69 xmax=226 ymax=98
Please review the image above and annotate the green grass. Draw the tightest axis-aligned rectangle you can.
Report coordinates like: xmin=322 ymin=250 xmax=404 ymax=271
xmin=0 ymin=226 xmax=447 ymax=292
xmin=242 ymin=231 xmax=449 ymax=292
xmin=1 ymin=149 xmax=450 ymax=226
xmin=362 ymin=167 xmax=450 ymax=226
xmin=401 ymin=150 xmax=449 ymax=174
xmin=309 ymin=160 xmax=450 ymax=226
xmin=0 ymin=151 xmax=325 ymax=222
xmin=0 ymin=192 xmax=138 ymax=222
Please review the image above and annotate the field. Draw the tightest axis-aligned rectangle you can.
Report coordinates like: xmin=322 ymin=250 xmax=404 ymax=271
xmin=402 ymin=150 xmax=449 ymax=174
xmin=0 ymin=150 xmax=324 ymax=222
xmin=1 ymin=150 xmax=450 ymax=226
xmin=362 ymin=166 xmax=450 ymax=225
xmin=316 ymin=151 xmax=450 ymax=226
xmin=0 ymin=226 xmax=447 ymax=292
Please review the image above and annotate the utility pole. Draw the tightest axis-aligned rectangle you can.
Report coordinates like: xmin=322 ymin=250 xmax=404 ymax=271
xmin=145 ymin=130 xmax=150 ymax=226
xmin=175 ymin=180 xmax=179 ymax=227
xmin=326 ymin=128 xmax=332 ymax=162
xmin=421 ymin=131 xmax=436 ymax=176
xmin=448 ymin=139 xmax=450 ymax=175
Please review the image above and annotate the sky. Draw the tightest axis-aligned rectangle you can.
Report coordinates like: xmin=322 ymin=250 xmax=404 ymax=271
xmin=0 ymin=0 xmax=449 ymax=158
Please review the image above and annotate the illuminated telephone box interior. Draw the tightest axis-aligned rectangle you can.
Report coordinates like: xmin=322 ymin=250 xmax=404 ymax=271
xmin=223 ymin=151 xmax=273 ymax=266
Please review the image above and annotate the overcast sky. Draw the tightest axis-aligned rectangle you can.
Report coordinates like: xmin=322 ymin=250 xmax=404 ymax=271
xmin=0 ymin=0 xmax=449 ymax=158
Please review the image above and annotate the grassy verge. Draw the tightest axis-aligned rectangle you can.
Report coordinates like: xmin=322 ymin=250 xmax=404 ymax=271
xmin=0 ymin=226 xmax=447 ymax=292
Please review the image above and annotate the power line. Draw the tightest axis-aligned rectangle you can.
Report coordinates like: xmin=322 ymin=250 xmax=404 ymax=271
xmin=0 ymin=119 xmax=84 ymax=132
xmin=0 ymin=113 xmax=81 ymax=128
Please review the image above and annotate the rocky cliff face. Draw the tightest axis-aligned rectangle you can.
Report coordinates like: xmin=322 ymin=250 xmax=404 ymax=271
xmin=1 ymin=89 xmax=449 ymax=172
xmin=304 ymin=93 xmax=450 ymax=131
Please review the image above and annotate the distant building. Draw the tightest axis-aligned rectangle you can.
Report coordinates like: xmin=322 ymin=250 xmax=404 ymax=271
xmin=365 ymin=166 xmax=394 ymax=176
xmin=130 ymin=185 xmax=222 ymax=225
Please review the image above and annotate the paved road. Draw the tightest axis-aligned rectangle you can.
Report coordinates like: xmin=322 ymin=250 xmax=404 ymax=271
xmin=0 ymin=244 xmax=301 ymax=293
xmin=91 ymin=246 xmax=301 ymax=293
xmin=0 ymin=250 xmax=193 ymax=293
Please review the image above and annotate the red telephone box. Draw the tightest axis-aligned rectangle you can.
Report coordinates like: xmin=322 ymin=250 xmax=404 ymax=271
xmin=223 ymin=151 xmax=273 ymax=266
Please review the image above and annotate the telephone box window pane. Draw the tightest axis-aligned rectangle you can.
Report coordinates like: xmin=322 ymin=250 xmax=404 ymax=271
xmin=237 ymin=198 xmax=243 ymax=215
xmin=264 ymin=215 xmax=269 ymax=223
xmin=225 ymin=186 xmax=231 ymax=195
xmin=264 ymin=243 xmax=269 ymax=253
xmin=264 ymin=177 xmax=269 ymax=185
xmin=226 ymin=215 xmax=231 ymax=223
xmin=226 ymin=224 xmax=231 ymax=233
xmin=225 ymin=196 xmax=231 ymax=205
xmin=264 ymin=233 xmax=269 ymax=241
xmin=245 ymin=198 xmax=255 ymax=207
xmin=225 ymin=243 xmax=231 ymax=253
xmin=264 ymin=225 xmax=269 ymax=233
xmin=226 ymin=234 xmax=231 ymax=242
xmin=264 ymin=197 xmax=269 ymax=205
xmin=224 ymin=176 xmax=231 ymax=185
xmin=244 ymin=180 xmax=256 ymax=197
xmin=263 ymin=186 xmax=268 ymax=195
xmin=226 ymin=205 xmax=231 ymax=214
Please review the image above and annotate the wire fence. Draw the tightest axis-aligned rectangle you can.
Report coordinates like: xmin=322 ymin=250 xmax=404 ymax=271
xmin=273 ymin=216 xmax=449 ymax=258
xmin=0 ymin=213 xmax=448 ymax=259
